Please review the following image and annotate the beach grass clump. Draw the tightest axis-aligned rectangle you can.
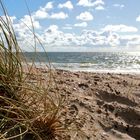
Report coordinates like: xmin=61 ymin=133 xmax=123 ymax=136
xmin=0 ymin=2 xmax=64 ymax=140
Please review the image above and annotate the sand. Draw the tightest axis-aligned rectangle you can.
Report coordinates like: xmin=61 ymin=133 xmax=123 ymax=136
xmin=35 ymin=68 xmax=140 ymax=140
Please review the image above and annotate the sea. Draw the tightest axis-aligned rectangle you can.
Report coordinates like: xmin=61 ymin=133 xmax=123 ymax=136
xmin=23 ymin=52 xmax=140 ymax=74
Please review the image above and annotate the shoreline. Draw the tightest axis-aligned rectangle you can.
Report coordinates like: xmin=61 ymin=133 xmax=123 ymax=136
xmin=56 ymin=68 xmax=140 ymax=75
xmin=24 ymin=61 xmax=140 ymax=75
xmin=35 ymin=64 xmax=140 ymax=74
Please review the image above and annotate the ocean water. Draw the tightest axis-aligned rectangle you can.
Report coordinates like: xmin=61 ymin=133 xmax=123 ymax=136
xmin=23 ymin=52 xmax=140 ymax=73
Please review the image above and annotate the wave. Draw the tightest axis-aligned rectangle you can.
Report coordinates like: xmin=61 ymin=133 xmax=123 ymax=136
xmin=29 ymin=62 xmax=140 ymax=74
xmin=24 ymin=52 xmax=140 ymax=74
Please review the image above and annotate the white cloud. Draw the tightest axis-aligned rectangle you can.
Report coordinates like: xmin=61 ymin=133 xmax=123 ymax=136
xmin=38 ymin=1 xmax=53 ymax=14
xmin=46 ymin=25 xmax=59 ymax=32
xmin=13 ymin=20 xmax=140 ymax=51
xmin=10 ymin=16 xmax=16 ymax=21
xmin=119 ymin=35 xmax=140 ymax=49
xmin=102 ymin=25 xmax=138 ymax=33
xmin=50 ymin=12 xmax=68 ymax=19
xmin=113 ymin=4 xmax=124 ymax=8
xmin=136 ymin=15 xmax=140 ymax=22
xmin=1 ymin=15 xmax=16 ymax=24
xmin=74 ymin=22 xmax=87 ymax=27
xmin=44 ymin=1 xmax=53 ymax=10
xmin=19 ymin=15 xmax=41 ymax=30
xmin=77 ymin=0 xmax=104 ymax=7
xmin=77 ymin=0 xmax=90 ymax=7
xmin=33 ymin=10 xmax=48 ymax=19
xmin=39 ymin=27 xmax=140 ymax=51
xmin=107 ymin=33 xmax=120 ymax=46
xmin=95 ymin=5 xmax=104 ymax=10
xmin=12 ymin=15 xmax=42 ymax=51
xmin=39 ymin=27 xmax=118 ymax=48
xmin=33 ymin=3 xmax=68 ymax=20
xmin=76 ymin=11 xmax=93 ymax=21
xmin=39 ymin=26 xmax=73 ymax=47
xmin=93 ymin=0 xmax=104 ymax=6
xmin=58 ymin=1 xmax=73 ymax=10
xmin=127 ymin=38 xmax=140 ymax=47
xmin=32 ymin=1 xmax=54 ymax=20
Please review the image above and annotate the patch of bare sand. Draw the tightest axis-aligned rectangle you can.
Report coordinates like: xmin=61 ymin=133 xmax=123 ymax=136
xmin=36 ymin=68 xmax=140 ymax=140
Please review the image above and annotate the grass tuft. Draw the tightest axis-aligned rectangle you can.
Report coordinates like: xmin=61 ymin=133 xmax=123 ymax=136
xmin=0 ymin=1 xmax=87 ymax=139
xmin=0 ymin=1 xmax=65 ymax=140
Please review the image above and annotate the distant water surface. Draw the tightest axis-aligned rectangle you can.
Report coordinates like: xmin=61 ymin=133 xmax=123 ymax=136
xmin=23 ymin=52 xmax=140 ymax=73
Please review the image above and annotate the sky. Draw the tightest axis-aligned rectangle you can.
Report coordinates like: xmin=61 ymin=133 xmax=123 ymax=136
xmin=1 ymin=0 xmax=140 ymax=52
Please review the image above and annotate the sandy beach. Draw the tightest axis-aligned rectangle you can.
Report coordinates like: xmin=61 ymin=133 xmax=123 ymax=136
xmin=1 ymin=1 xmax=140 ymax=139
xmin=36 ymin=68 xmax=140 ymax=140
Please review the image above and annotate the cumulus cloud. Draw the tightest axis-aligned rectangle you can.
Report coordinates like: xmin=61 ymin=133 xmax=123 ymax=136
xmin=50 ymin=12 xmax=68 ymax=19
xmin=7 ymin=2 xmax=70 ymax=51
xmin=44 ymin=1 xmax=53 ymax=10
xmin=76 ymin=11 xmax=93 ymax=21
xmin=77 ymin=0 xmax=105 ymax=9
xmin=127 ymin=38 xmax=140 ymax=47
xmin=102 ymin=24 xmax=138 ymax=33
xmin=41 ymin=25 xmax=76 ymax=47
xmin=17 ymin=15 xmax=41 ymax=30
xmin=95 ymin=5 xmax=104 ymax=10
xmin=38 ymin=2 xmax=53 ymax=14
xmin=33 ymin=7 xmax=68 ymax=20
xmin=120 ymin=35 xmax=140 ymax=46
xmin=12 ymin=21 xmax=140 ymax=51
xmin=74 ymin=22 xmax=87 ymax=27
xmin=33 ymin=2 xmax=69 ymax=20
xmin=58 ymin=1 xmax=73 ymax=10
xmin=107 ymin=33 xmax=120 ymax=46
xmin=33 ymin=10 xmax=48 ymax=19
xmin=38 ymin=26 xmax=140 ymax=51
xmin=11 ymin=18 xmax=42 ymax=51
xmin=1 ymin=15 xmax=16 ymax=24
xmin=93 ymin=0 xmax=104 ymax=6
xmin=32 ymin=1 xmax=54 ymax=19
xmin=46 ymin=25 xmax=59 ymax=32
xmin=39 ymin=26 xmax=117 ymax=48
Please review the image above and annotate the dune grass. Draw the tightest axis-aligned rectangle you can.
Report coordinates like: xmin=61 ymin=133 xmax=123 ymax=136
xmin=0 ymin=2 xmax=65 ymax=140
xmin=0 ymin=1 xmax=88 ymax=139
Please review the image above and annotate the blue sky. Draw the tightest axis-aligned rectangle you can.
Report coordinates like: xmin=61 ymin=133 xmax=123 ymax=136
xmin=1 ymin=0 xmax=140 ymax=52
